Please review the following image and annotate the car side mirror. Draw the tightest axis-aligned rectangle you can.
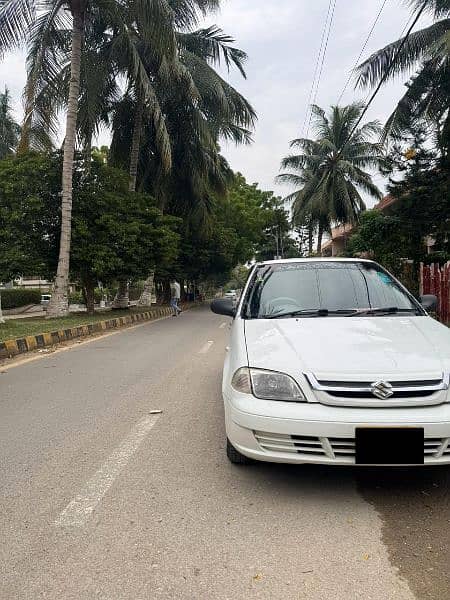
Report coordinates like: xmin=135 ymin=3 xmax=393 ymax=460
xmin=420 ymin=294 xmax=437 ymax=312
xmin=210 ymin=298 xmax=236 ymax=317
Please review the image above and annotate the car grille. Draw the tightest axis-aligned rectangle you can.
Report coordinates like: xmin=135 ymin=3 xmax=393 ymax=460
xmin=304 ymin=372 xmax=449 ymax=407
xmin=254 ymin=431 xmax=450 ymax=462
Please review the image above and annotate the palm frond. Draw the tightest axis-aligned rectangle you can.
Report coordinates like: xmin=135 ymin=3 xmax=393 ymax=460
xmin=356 ymin=19 xmax=450 ymax=88
xmin=110 ymin=26 xmax=172 ymax=171
xmin=169 ymin=0 xmax=220 ymax=28
xmin=178 ymin=26 xmax=247 ymax=77
xmin=0 ymin=0 xmax=36 ymax=55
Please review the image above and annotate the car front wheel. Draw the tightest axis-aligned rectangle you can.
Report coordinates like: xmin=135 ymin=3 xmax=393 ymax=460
xmin=226 ymin=438 xmax=253 ymax=464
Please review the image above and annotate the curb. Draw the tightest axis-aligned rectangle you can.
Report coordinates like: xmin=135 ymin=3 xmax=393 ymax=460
xmin=0 ymin=303 xmax=197 ymax=360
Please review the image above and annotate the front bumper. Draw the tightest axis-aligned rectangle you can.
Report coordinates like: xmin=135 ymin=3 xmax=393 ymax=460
xmin=225 ymin=392 xmax=450 ymax=466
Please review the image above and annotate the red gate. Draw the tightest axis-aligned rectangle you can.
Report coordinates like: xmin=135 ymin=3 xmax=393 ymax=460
xmin=420 ymin=262 xmax=450 ymax=323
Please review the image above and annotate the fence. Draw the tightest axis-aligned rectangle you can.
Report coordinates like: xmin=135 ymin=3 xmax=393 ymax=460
xmin=420 ymin=262 xmax=450 ymax=323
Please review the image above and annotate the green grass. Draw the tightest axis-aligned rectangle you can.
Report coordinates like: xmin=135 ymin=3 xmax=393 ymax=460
xmin=0 ymin=308 xmax=160 ymax=342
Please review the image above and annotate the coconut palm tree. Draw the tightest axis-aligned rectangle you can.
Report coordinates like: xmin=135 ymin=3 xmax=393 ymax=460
xmin=0 ymin=0 xmax=187 ymax=316
xmin=356 ymin=0 xmax=450 ymax=144
xmin=109 ymin=21 xmax=255 ymax=305
xmin=0 ymin=87 xmax=20 ymax=158
xmin=15 ymin=0 xmax=235 ymax=308
xmin=278 ymin=103 xmax=383 ymax=253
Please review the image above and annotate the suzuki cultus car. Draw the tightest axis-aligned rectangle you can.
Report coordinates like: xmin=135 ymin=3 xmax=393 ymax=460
xmin=211 ymin=259 xmax=450 ymax=466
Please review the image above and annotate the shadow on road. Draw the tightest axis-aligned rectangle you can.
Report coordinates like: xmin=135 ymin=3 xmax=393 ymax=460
xmin=233 ymin=460 xmax=450 ymax=600
xmin=356 ymin=466 xmax=450 ymax=600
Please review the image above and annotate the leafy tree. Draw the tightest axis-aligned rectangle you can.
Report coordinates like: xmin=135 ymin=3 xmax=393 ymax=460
xmin=71 ymin=163 xmax=180 ymax=313
xmin=255 ymin=196 xmax=301 ymax=261
xmin=110 ymin=16 xmax=255 ymax=205
xmin=218 ymin=173 xmax=272 ymax=261
xmin=0 ymin=87 xmax=20 ymax=158
xmin=226 ymin=264 xmax=250 ymax=291
xmin=0 ymin=153 xmax=180 ymax=313
xmin=107 ymin=7 xmax=254 ymax=305
xmin=278 ymin=103 xmax=383 ymax=252
xmin=0 ymin=152 xmax=60 ymax=281
xmin=346 ymin=210 xmax=410 ymax=276
xmin=347 ymin=133 xmax=450 ymax=288
xmin=388 ymin=143 xmax=450 ymax=263
xmin=217 ymin=173 xmax=300 ymax=263
xmin=0 ymin=1 xmax=193 ymax=317
xmin=356 ymin=0 xmax=450 ymax=145
xmin=167 ymin=174 xmax=299 ymax=290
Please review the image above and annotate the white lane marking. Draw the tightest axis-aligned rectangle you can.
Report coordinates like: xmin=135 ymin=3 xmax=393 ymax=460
xmin=199 ymin=340 xmax=214 ymax=354
xmin=219 ymin=322 xmax=227 ymax=329
xmin=55 ymin=413 xmax=161 ymax=527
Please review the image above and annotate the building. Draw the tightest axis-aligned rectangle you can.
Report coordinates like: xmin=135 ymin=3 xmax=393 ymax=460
xmin=320 ymin=195 xmax=436 ymax=257
xmin=321 ymin=195 xmax=398 ymax=257
xmin=13 ymin=276 xmax=52 ymax=291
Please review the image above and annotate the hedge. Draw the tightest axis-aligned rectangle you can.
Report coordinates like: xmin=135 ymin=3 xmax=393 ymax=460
xmin=0 ymin=288 xmax=42 ymax=309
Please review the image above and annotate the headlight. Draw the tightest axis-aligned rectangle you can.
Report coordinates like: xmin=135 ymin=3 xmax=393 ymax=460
xmin=231 ymin=367 xmax=306 ymax=402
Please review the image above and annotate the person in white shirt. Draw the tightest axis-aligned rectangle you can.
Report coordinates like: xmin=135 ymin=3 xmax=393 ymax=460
xmin=170 ymin=279 xmax=182 ymax=316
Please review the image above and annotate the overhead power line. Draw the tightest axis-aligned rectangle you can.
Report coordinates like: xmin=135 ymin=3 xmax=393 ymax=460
xmin=336 ymin=0 xmax=389 ymax=105
xmin=300 ymin=0 xmax=337 ymax=140
xmin=307 ymin=0 xmax=337 ymax=137
xmin=338 ymin=1 xmax=427 ymax=156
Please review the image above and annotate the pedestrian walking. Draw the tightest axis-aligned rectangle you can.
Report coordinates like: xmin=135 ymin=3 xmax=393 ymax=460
xmin=170 ymin=279 xmax=182 ymax=316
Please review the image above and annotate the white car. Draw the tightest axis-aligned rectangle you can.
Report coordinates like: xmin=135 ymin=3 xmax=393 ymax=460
xmin=211 ymin=258 xmax=450 ymax=467
xmin=224 ymin=289 xmax=237 ymax=300
xmin=40 ymin=294 xmax=51 ymax=309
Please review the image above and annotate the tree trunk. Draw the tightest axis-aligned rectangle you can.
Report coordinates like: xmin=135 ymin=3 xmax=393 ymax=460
xmin=138 ymin=271 xmax=154 ymax=307
xmin=128 ymin=91 xmax=144 ymax=192
xmin=0 ymin=293 xmax=4 ymax=324
xmin=163 ymin=279 xmax=171 ymax=304
xmin=113 ymin=280 xmax=129 ymax=309
xmin=317 ymin=223 xmax=324 ymax=254
xmin=308 ymin=225 xmax=313 ymax=256
xmin=84 ymin=133 xmax=92 ymax=173
xmin=17 ymin=80 xmax=34 ymax=154
xmin=83 ymin=278 xmax=95 ymax=315
xmin=46 ymin=8 xmax=84 ymax=318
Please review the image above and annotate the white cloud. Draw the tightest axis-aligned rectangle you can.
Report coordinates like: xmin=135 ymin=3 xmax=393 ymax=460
xmin=0 ymin=0 xmax=431 ymax=206
xmin=201 ymin=0 xmax=431 ymax=204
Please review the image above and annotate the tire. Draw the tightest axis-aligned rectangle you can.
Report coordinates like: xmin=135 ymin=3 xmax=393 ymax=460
xmin=226 ymin=438 xmax=253 ymax=464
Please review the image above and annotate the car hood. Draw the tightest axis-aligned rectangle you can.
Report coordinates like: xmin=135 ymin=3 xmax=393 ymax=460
xmin=244 ymin=316 xmax=450 ymax=380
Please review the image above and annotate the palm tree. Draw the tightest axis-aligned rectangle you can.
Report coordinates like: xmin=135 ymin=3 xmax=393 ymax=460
xmin=0 ymin=0 xmax=184 ymax=317
xmin=356 ymin=0 xmax=450 ymax=144
xmin=109 ymin=20 xmax=255 ymax=305
xmin=0 ymin=87 xmax=20 ymax=158
xmin=278 ymin=103 xmax=383 ymax=253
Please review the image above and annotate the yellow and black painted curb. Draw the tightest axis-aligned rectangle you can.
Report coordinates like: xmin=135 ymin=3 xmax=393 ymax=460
xmin=0 ymin=303 xmax=196 ymax=360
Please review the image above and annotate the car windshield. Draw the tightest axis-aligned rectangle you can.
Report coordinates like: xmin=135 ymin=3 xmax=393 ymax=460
xmin=243 ymin=261 xmax=422 ymax=319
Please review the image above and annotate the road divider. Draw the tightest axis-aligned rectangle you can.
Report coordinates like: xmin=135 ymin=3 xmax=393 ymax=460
xmin=0 ymin=303 xmax=198 ymax=360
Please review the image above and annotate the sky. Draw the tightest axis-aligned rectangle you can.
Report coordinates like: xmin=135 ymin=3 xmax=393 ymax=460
xmin=0 ymin=0 xmax=428 ymax=206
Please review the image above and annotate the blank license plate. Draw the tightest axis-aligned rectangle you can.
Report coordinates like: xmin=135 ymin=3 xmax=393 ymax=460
xmin=355 ymin=427 xmax=424 ymax=465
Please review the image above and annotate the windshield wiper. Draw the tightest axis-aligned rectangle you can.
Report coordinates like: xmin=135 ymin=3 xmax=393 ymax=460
xmin=261 ymin=308 xmax=355 ymax=319
xmin=346 ymin=306 xmax=420 ymax=317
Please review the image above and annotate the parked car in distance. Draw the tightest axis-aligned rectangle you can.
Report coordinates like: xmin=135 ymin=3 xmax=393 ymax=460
xmin=211 ymin=258 xmax=450 ymax=467
xmin=224 ymin=289 xmax=237 ymax=300
xmin=40 ymin=294 xmax=51 ymax=309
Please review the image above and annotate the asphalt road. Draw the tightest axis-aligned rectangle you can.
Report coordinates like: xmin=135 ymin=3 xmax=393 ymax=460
xmin=1 ymin=306 xmax=449 ymax=599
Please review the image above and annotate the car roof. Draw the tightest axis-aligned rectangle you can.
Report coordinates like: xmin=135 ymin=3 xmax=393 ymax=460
xmin=257 ymin=257 xmax=375 ymax=266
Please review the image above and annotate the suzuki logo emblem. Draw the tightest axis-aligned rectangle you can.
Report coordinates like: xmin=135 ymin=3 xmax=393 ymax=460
xmin=371 ymin=380 xmax=394 ymax=399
